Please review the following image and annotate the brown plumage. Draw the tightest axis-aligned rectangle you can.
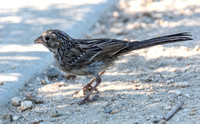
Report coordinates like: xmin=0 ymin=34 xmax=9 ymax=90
xmin=35 ymin=29 xmax=192 ymax=104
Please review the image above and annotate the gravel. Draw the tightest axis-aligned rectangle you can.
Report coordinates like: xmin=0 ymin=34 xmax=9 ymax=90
xmin=1 ymin=0 xmax=200 ymax=123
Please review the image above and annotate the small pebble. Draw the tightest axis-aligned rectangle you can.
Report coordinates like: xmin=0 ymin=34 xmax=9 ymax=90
xmin=189 ymin=112 xmax=196 ymax=116
xmin=35 ymin=110 xmax=44 ymax=114
xmin=20 ymin=101 xmax=33 ymax=110
xmin=12 ymin=115 xmax=20 ymax=121
xmin=113 ymin=11 xmax=119 ymax=18
xmin=41 ymin=80 xmax=48 ymax=85
xmin=153 ymin=119 xmax=160 ymax=124
xmin=11 ymin=97 xmax=22 ymax=106
xmin=175 ymin=82 xmax=189 ymax=88
xmin=101 ymin=102 xmax=109 ymax=108
xmin=51 ymin=109 xmax=62 ymax=117
xmin=0 ymin=82 xmax=4 ymax=85
xmin=165 ymin=105 xmax=171 ymax=110
xmin=175 ymin=90 xmax=182 ymax=95
xmin=49 ymin=118 xmax=56 ymax=122
xmin=29 ymin=87 xmax=34 ymax=91
xmin=159 ymin=119 xmax=168 ymax=124
xmin=153 ymin=98 xmax=161 ymax=102
xmin=132 ymin=121 xmax=138 ymax=124
xmin=184 ymin=93 xmax=191 ymax=98
xmin=34 ymin=97 xmax=44 ymax=104
xmin=104 ymin=107 xmax=112 ymax=114
xmin=192 ymin=109 xmax=197 ymax=112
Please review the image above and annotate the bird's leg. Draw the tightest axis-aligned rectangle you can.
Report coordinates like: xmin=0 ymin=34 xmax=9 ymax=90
xmin=72 ymin=70 xmax=105 ymax=96
xmin=78 ymin=74 xmax=102 ymax=105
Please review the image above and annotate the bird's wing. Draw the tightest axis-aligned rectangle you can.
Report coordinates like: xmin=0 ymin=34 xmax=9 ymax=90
xmin=92 ymin=38 xmax=131 ymax=57
xmin=68 ymin=39 xmax=130 ymax=66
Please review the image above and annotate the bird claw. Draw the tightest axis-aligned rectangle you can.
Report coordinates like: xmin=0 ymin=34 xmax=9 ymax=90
xmin=72 ymin=90 xmax=80 ymax=97
xmin=72 ymin=84 xmax=99 ymax=97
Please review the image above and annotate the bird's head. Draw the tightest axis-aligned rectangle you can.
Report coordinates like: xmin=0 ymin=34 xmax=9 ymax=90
xmin=34 ymin=29 xmax=72 ymax=53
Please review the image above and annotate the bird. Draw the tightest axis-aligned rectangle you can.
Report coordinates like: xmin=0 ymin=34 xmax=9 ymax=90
xmin=35 ymin=29 xmax=192 ymax=104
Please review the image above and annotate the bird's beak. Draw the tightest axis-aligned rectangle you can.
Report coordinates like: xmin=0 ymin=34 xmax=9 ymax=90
xmin=34 ymin=36 xmax=44 ymax=44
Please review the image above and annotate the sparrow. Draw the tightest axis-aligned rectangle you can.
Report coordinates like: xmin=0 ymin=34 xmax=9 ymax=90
xmin=35 ymin=29 xmax=192 ymax=104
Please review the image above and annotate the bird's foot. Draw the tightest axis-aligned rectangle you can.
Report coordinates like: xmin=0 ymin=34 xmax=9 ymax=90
xmin=77 ymin=93 xmax=100 ymax=105
xmin=72 ymin=84 xmax=99 ymax=97
xmin=72 ymin=71 xmax=105 ymax=97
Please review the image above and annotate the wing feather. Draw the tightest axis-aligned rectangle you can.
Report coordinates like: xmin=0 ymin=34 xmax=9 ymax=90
xmin=69 ymin=39 xmax=130 ymax=66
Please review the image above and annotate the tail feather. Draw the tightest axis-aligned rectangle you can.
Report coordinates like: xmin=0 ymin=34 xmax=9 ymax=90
xmin=129 ymin=32 xmax=193 ymax=51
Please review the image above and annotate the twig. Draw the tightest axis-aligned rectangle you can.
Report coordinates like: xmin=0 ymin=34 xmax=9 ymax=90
xmin=163 ymin=100 xmax=185 ymax=121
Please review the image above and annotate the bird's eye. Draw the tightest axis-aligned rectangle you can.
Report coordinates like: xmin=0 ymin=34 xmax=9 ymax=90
xmin=45 ymin=36 xmax=50 ymax=41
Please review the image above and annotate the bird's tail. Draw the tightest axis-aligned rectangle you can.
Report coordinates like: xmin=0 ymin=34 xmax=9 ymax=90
xmin=128 ymin=32 xmax=193 ymax=51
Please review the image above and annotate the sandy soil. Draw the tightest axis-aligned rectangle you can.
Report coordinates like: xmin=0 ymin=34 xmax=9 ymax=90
xmin=1 ymin=0 xmax=200 ymax=124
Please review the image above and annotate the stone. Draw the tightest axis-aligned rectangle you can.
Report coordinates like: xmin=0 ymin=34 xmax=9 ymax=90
xmin=165 ymin=105 xmax=171 ymax=110
xmin=12 ymin=115 xmax=20 ymax=121
xmin=104 ymin=107 xmax=112 ymax=114
xmin=0 ymin=82 xmax=4 ymax=85
xmin=40 ymin=80 xmax=48 ymax=85
xmin=113 ymin=11 xmax=119 ymax=18
xmin=51 ymin=109 xmax=62 ymax=117
xmin=159 ymin=119 xmax=168 ymax=124
xmin=184 ymin=93 xmax=191 ymax=98
xmin=175 ymin=90 xmax=182 ymax=95
xmin=101 ymin=102 xmax=109 ymax=108
xmin=29 ymin=87 xmax=34 ymax=91
xmin=175 ymin=82 xmax=189 ymax=88
xmin=20 ymin=101 xmax=33 ymax=110
xmin=11 ymin=97 xmax=22 ymax=106
xmin=132 ymin=121 xmax=138 ymax=124
xmin=153 ymin=98 xmax=161 ymax=102
xmin=34 ymin=97 xmax=44 ymax=104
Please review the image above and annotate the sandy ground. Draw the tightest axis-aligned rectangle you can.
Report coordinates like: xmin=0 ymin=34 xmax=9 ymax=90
xmin=1 ymin=0 xmax=200 ymax=124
